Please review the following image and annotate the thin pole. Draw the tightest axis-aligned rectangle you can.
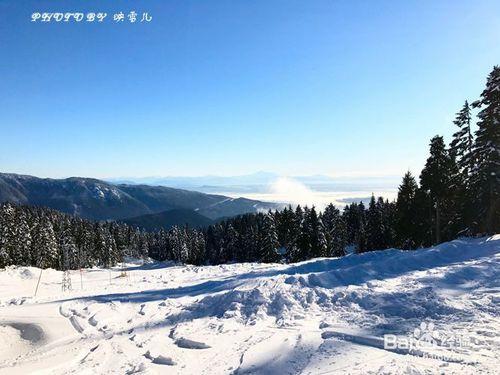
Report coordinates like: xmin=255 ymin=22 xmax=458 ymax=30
xmin=34 ymin=269 xmax=43 ymax=297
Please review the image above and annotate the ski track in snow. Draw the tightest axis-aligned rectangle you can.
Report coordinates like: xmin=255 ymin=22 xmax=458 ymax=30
xmin=0 ymin=236 xmax=498 ymax=374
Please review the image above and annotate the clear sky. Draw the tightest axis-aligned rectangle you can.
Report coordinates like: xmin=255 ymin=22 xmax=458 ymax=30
xmin=0 ymin=0 xmax=499 ymax=179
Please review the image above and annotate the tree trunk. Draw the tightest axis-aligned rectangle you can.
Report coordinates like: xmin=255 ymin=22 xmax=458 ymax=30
xmin=486 ymin=180 xmax=499 ymax=234
xmin=436 ymin=200 xmax=441 ymax=244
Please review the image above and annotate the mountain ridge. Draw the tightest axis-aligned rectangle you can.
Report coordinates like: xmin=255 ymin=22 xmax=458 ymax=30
xmin=0 ymin=172 xmax=280 ymax=221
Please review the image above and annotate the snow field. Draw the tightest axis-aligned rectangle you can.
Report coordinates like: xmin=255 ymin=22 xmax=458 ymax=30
xmin=0 ymin=236 xmax=498 ymax=374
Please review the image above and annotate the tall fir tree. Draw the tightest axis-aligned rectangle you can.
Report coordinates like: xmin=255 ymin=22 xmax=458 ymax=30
xmin=297 ymin=206 xmax=313 ymax=260
xmin=59 ymin=223 xmax=79 ymax=270
xmin=321 ymin=204 xmax=347 ymax=257
xmin=420 ymin=136 xmax=455 ymax=244
xmin=33 ymin=219 xmax=59 ymax=269
xmin=471 ymin=66 xmax=500 ymax=233
xmin=0 ymin=203 xmax=16 ymax=267
xmin=307 ymin=207 xmax=327 ymax=258
xmin=355 ymin=202 xmax=367 ymax=253
xmin=366 ymin=195 xmax=384 ymax=251
xmin=286 ymin=205 xmax=304 ymax=262
xmin=450 ymin=101 xmax=475 ymax=176
xmin=259 ymin=212 xmax=280 ymax=263
xmin=449 ymin=101 xmax=475 ymax=235
xmin=379 ymin=197 xmax=396 ymax=249
xmin=395 ymin=172 xmax=419 ymax=249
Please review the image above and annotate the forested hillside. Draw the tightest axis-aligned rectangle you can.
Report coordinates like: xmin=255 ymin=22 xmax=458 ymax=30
xmin=0 ymin=66 xmax=498 ymax=270
xmin=0 ymin=174 xmax=279 ymax=221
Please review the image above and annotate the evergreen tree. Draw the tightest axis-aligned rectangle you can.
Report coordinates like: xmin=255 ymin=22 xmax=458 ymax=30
xmin=0 ymin=203 xmax=15 ymax=267
xmin=471 ymin=66 xmax=500 ymax=233
xmin=450 ymin=101 xmax=475 ymax=175
xmin=343 ymin=203 xmax=359 ymax=248
xmin=14 ymin=208 xmax=32 ymax=266
xmin=224 ymin=224 xmax=239 ymax=263
xmin=306 ymin=207 xmax=327 ymax=258
xmin=189 ymin=230 xmax=206 ymax=265
xmin=259 ymin=212 xmax=280 ymax=263
xmin=275 ymin=206 xmax=296 ymax=256
xmin=395 ymin=172 xmax=418 ymax=249
xmin=355 ymin=202 xmax=367 ymax=253
xmin=33 ymin=219 xmax=59 ymax=269
xmin=420 ymin=136 xmax=455 ymax=244
xmin=366 ymin=195 xmax=380 ymax=251
xmin=169 ymin=226 xmax=185 ymax=262
xmin=447 ymin=102 xmax=475 ymax=235
xmin=59 ymin=223 xmax=79 ymax=270
xmin=321 ymin=204 xmax=347 ymax=257
xmin=379 ymin=197 xmax=396 ymax=249
xmin=288 ymin=205 xmax=304 ymax=262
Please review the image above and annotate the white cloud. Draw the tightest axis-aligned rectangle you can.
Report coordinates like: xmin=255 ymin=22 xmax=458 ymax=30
xmin=268 ymin=177 xmax=323 ymax=209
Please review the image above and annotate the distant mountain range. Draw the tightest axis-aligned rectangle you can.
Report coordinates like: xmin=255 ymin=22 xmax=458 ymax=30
xmin=107 ymin=171 xmax=400 ymax=191
xmin=108 ymin=171 xmax=280 ymax=188
xmin=0 ymin=173 xmax=281 ymax=228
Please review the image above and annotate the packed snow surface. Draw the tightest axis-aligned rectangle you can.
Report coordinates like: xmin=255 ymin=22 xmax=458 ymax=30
xmin=0 ymin=236 xmax=499 ymax=374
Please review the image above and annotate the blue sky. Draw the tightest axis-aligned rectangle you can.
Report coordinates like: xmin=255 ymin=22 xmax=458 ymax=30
xmin=0 ymin=0 xmax=499 ymax=179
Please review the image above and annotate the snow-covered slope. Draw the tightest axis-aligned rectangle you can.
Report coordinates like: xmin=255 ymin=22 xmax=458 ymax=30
xmin=0 ymin=236 xmax=499 ymax=374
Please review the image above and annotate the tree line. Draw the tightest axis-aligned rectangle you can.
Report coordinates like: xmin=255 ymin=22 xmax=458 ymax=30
xmin=0 ymin=66 xmax=498 ymax=270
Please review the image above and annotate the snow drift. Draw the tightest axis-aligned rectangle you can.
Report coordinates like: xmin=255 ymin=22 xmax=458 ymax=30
xmin=0 ymin=235 xmax=498 ymax=374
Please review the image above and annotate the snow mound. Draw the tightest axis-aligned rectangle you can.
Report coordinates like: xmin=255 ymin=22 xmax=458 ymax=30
xmin=162 ymin=236 xmax=499 ymax=329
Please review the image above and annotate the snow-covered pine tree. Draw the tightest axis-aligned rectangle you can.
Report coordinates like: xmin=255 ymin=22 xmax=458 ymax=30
xmin=169 ymin=226 xmax=184 ymax=262
xmin=304 ymin=206 xmax=327 ymax=258
xmin=13 ymin=208 xmax=32 ymax=266
xmin=189 ymin=229 xmax=205 ymax=265
xmin=240 ymin=219 xmax=259 ymax=262
xmin=33 ymin=219 xmax=59 ymax=269
xmin=275 ymin=206 xmax=296 ymax=257
xmin=285 ymin=205 xmax=303 ymax=262
xmin=321 ymin=203 xmax=347 ymax=257
xmin=95 ymin=223 xmax=120 ymax=268
xmin=59 ymin=223 xmax=79 ymax=270
xmin=297 ymin=206 xmax=312 ymax=260
xmin=471 ymin=66 xmax=500 ymax=233
xmin=179 ymin=228 xmax=190 ymax=263
xmin=75 ymin=221 xmax=94 ymax=268
xmin=259 ymin=212 xmax=280 ymax=263
xmin=0 ymin=203 xmax=15 ymax=268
